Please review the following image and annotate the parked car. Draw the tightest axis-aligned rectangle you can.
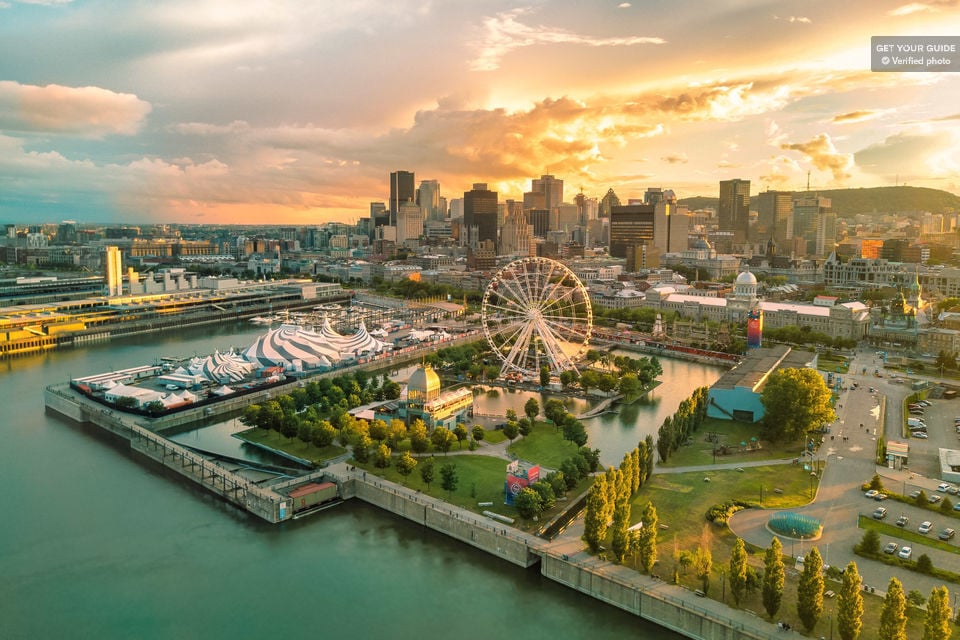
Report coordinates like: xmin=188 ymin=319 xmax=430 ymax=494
xmin=913 ymin=432 xmax=929 ymax=439
xmin=954 ymin=503 xmax=960 ymax=512
xmin=940 ymin=528 xmax=956 ymax=540
xmin=875 ymin=493 xmax=888 ymax=501
xmin=919 ymin=521 xmax=933 ymax=534
xmin=865 ymin=489 xmax=879 ymax=499
xmin=898 ymin=546 xmax=913 ymax=559
xmin=929 ymin=494 xmax=942 ymax=503
xmin=896 ymin=515 xmax=909 ymax=527
xmin=937 ymin=483 xmax=950 ymax=492
xmin=909 ymin=490 xmax=922 ymax=499
xmin=873 ymin=507 xmax=888 ymax=519
xmin=883 ymin=541 xmax=899 ymax=554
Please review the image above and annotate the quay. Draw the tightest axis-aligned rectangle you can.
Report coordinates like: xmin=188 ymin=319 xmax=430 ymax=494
xmin=46 ymin=382 xmax=787 ymax=639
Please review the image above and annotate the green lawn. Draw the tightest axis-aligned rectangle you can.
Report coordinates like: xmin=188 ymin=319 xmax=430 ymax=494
xmin=352 ymin=453 xmax=593 ymax=531
xmin=237 ymin=428 xmax=347 ymax=464
xmin=507 ymin=422 xmax=582 ymax=468
xmin=858 ymin=514 xmax=960 ymax=556
xmin=482 ymin=428 xmax=508 ymax=444
xmin=657 ymin=418 xmax=806 ymax=468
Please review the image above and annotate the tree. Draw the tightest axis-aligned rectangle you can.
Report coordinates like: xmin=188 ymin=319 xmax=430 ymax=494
xmin=409 ymin=420 xmax=430 ymax=453
xmin=922 ymin=586 xmax=952 ymax=640
xmin=868 ymin=474 xmax=884 ymax=491
xmin=524 ymin=397 xmax=540 ymax=421
xmin=439 ymin=463 xmax=458 ymax=497
xmin=878 ymin=577 xmax=907 ymax=640
xmin=453 ymin=424 xmax=469 ymax=449
xmin=559 ymin=369 xmax=578 ymax=389
xmin=395 ymin=451 xmax=417 ymax=484
xmin=638 ymin=502 xmax=658 ymax=573
xmin=368 ymin=419 xmax=389 ymax=442
xmin=610 ymin=497 xmax=632 ymax=564
xmin=471 ymin=425 xmax=485 ymax=443
xmin=916 ymin=553 xmax=934 ymax=574
xmin=431 ymin=426 xmax=455 ymax=454
xmin=562 ymin=420 xmax=588 ymax=447
xmin=759 ymin=368 xmax=835 ymax=441
xmin=502 ymin=421 xmax=519 ymax=442
xmin=529 ymin=481 xmax=556 ymax=510
xmin=514 ymin=487 xmax=544 ymax=520
xmin=419 ymin=457 xmax=436 ymax=489
xmin=618 ymin=373 xmax=641 ymax=397
xmin=916 ymin=490 xmax=929 ymax=507
xmin=728 ymin=537 xmax=748 ymax=606
xmin=762 ymin=537 xmax=785 ymax=619
xmin=353 ymin=434 xmax=372 ymax=463
xmin=693 ymin=545 xmax=712 ymax=594
xmin=797 ymin=547 xmax=824 ymax=631
xmin=582 ymin=478 xmax=610 ymax=553
xmin=939 ymin=497 xmax=953 ymax=514
xmin=837 ymin=561 xmax=864 ymax=640
xmin=517 ymin=417 xmax=532 ymax=437
xmin=312 ymin=420 xmax=336 ymax=448
xmin=539 ymin=365 xmax=550 ymax=387
xmin=856 ymin=529 xmax=881 ymax=555
xmin=373 ymin=443 xmax=392 ymax=468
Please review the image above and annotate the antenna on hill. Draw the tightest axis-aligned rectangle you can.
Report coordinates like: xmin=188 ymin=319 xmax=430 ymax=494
xmin=806 ymin=170 xmax=811 ymax=192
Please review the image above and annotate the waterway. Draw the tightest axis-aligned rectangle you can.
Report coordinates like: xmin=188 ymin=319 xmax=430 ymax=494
xmin=1 ymin=322 xmax=685 ymax=639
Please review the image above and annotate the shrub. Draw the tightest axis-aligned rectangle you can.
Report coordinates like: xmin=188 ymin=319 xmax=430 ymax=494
xmin=916 ymin=554 xmax=933 ymax=574
xmin=706 ymin=499 xmax=753 ymax=525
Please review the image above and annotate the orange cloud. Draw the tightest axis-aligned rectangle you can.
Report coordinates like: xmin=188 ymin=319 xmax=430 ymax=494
xmin=0 ymin=81 xmax=151 ymax=137
xmin=831 ymin=110 xmax=888 ymax=124
xmin=780 ymin=133 xmax=852 ymax=182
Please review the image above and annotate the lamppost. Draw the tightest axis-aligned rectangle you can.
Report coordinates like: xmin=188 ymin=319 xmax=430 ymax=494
xmin=829 ymin=612 xmax=834 ymax=640
xmin=760 ymin=483 xmax=764 ymax=507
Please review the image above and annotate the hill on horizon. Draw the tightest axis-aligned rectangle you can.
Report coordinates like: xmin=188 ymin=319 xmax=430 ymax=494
xmin=677 ymin=186 xmax=960 ymax=216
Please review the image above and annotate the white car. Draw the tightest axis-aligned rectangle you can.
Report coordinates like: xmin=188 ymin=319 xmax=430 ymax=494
xmin=865 ymin=489 xmax=879 ymax=499
xmin=898 ymin=546 xmax=913 ymax=560
xmin=919 ymin=521 xmax=933 ymax=534
xmin=913 ymin=432 xmax=928 ymax=439
xmin=938 ymin=483 xmax=951 ymax=493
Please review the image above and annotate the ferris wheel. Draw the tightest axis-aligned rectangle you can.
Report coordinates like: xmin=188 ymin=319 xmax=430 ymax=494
xmin=481 ymin=257 xmax=592 ymax=379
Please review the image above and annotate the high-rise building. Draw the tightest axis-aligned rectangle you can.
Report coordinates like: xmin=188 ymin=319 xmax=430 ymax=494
xmin=793 ymin=194 xmax=831 ymax=256
xmin=530 ymin=174 xmax=563 ymax=212
xmin=105 ymin=246 xmax=123 ymax=297
xmin=816 ymin=211 xmax=837 ymax=258
xmin=644 ymin=188 xmax=665 ymax=206
xmin=500 ymin=209 xmax=534 ymax=257
xmin=652 ymin=191 xmax=689 ymax=255
xmin=599 ymin=188 xmax=621 ymax=218
xmin=609 ymin=204 xmax=655 ymax=260
xmin=463 ymin=183 xmax=498 ymax=249
xmin=718 ymin=179 xmax=751 ymax=245
xmin=756 ymin=190 xmax=793 ymax=246
xmin=417 ymin=180 xmax=442 ymax=222
xmin=397 ymin=201 xmax=424 ymax=245
xmin=370 ymin=202 xmax=389 ymax=228
xmin=389 ymin=170 xmax=415 ymax=224
xmin=528 ymin=209 xmax=551 ymax=238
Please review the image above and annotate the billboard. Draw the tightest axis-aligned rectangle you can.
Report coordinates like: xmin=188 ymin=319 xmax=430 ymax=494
xmin=504 ymin=460 xmax=540 ymax=505
xmin=746 ymin=307 xmax=763 ymax=348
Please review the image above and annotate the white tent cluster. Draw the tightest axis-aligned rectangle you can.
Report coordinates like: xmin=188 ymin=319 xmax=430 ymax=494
xmin=187 ymin=350 xmax=256 ymax=383
xmin=242 ymin=320 xmax=386 ymax=372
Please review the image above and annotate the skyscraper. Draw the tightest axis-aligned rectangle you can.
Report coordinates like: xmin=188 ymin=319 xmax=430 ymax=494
xmin=599 ymin=188 xmax=621 ymax=218
xmin=652 ymin=191 xmax=689 ymax=255
xmin=105 ymin=246 xmax=123 ymax=297
xmin=718 ymin=179 xmax=751 ymax=244
xmin=609 ymin=203 xmax=655 ymax=260
xmin=755 ymin=190 xmax=793 ymax=246
xmin=530 ymin=174 xmax=563 ymax=211
xmin=389 ymin=170 xmax=415 ymax=225
xmin=793 ymin=194 xmax=832 ymax=256
xmin=417 ymin=180 xmax=442 ymax=222
xmin=463 ymin=183 xmax=498 ymax=249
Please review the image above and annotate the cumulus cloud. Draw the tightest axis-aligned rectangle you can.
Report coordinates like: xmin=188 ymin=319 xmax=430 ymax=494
xmin=0 ymin=81 xmax=151 ymax=136
xmin=780 ymin=133 xmax=853 ymax=181
xmin=773 ymin=15 xmax=812 ymax=23
xmin=618 ymin=3 xmax=631 ymax=7
xmin=831 ymin=109 xmax=888 ymax=124
xmin=855 ymin=131 xmax=960 ymax=179
xmin=470 ymin=7 xmax=664 ymax=71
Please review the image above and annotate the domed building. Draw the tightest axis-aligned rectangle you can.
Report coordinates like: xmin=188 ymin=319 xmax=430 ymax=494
xmin=375 ymin=363 xmax=473 ymax=431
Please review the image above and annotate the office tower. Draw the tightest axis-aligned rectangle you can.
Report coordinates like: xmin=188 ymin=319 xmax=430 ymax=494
xmin=528 ymin=209 xmax=551 ymax=238
xmin=793 ymin=195 xmax=831 ymax=256
xmin=756 ymin=190 xmax=793 ymax=246
xmin=389 ymin=170 xmax=415 ymax=224
xmin=500 ymin=209 xmax=534 ymax=257
xmin=370 ymin=202 xmax=389 ymax=229
xmin=718 ymin=179 xmax=751 ymax=244
xmin=644 ymin=187 xmax=664 ymax=206
xmin=417 ymin=180 xmax=442 ymax=222
xmin=448 ymin=198 xmax=463 ymax=221
xmin=437 ymin=196 xmax=448 ymax=220
xmin=652 ymin=191 xmax=689 ymax=254
xmin=574 ymin=192 xmax=598 ymax=226
xmin=397 ymin=201 xmax=424 ymax=245
xmin=556 ymin=203 xmax=579 ymax=229
xmin=599 ymin=188 xmax=621 ymax=218
xmin=463 ymin=183 xmax=498 ymax=249
xmin=522 ymin=190 xmax=546 ymax=212
xmin=816 ymin=210 xmax=837 ymax=258
xmin=609 ymin=204 xmax=655 ymax=259
xmin=530 ymin=174 xmax=563 ymax=212
xmin=105 ymin=246 xmax=123 ymax=297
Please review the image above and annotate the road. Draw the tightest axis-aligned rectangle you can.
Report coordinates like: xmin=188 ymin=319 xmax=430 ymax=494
xmin=729 ymin=347 xmax=960 ymax=602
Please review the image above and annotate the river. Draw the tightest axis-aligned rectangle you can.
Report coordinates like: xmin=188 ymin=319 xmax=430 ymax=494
xmin=0 ymin=322 xmax=706 ymax=638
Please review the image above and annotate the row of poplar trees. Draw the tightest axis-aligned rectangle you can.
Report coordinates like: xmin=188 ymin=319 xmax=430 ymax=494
xmin=582 ymin=435 xmax=657 ymax=566
xmin=656 ymin=386 xmax=709 ymax=463
xmin=791 ymin=546 xmax=953 ymax=639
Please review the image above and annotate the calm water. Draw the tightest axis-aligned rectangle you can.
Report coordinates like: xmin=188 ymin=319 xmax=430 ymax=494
xmin=0 ymin=323 xmax=690 ymax=639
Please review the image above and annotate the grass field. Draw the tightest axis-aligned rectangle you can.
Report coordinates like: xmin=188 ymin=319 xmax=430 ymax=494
xmin=657 ymin=419 xmax=806 ymax=468
xmin=237 ymin=428 xmax=346 ymax=464
xmin=507 ymin=422 xmax=582 ymax=468
xmin=351 ymin=453 xmax=592 ymax=531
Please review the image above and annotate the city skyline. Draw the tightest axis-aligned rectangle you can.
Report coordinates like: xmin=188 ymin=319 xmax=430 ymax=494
xmin=1 ymin=1 xmax=959 ymax=225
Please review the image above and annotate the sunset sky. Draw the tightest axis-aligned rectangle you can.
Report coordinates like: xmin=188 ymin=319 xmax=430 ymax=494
xmin=1 ymin=0 xmax=960 ymax=225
